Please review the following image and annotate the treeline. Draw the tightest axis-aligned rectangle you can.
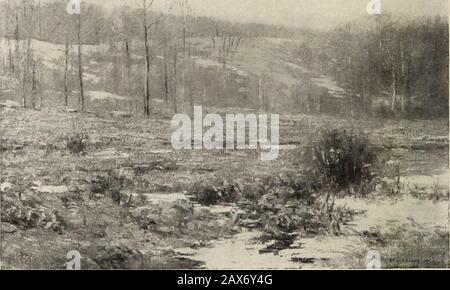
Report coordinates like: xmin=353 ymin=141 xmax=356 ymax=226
xmin=296 ymin=15 xmax=449 ymax=118
xmin=0 ymin=1 xmax=307 ymax=45
xmin=0 ymin=0 xmax=306 ymax=115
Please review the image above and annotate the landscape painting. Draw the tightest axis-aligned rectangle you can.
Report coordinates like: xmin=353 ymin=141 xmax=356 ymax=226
xmin=0 ymin=0 xmax=449 ymax=270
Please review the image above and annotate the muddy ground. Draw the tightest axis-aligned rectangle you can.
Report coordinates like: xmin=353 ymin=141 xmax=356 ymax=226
xmin=1 ymin=104 xmax=448 ymax=269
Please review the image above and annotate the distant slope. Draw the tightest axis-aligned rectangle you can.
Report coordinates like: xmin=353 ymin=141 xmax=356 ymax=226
xmin=1 ymin=36 xmax=349 ymax=115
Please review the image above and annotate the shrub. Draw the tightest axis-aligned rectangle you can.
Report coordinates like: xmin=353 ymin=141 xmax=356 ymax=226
xmin=264 ymin=172 xmax=318 ymax=204
xmin=90 ymin=171 xmax=125 ymax=204
xmin=304 ymin=129 xmax=377 ymax=215
xmin=188 ymin=177 xmax=243 ymax=205
xmin=66 ymin=133 xmax=88 ymax=154
xmin=307 ymin=129 xmax=377 ymax=195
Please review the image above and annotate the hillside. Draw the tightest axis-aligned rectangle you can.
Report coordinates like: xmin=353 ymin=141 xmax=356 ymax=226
xmin=1 ymin=36 xmax=352 ymax=116
xmin=1 ymin=1 xmax=449 ymax=270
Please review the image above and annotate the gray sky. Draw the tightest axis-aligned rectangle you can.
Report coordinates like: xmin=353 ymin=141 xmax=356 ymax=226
xmin=92 ymin=0 xmax=450 ymax=30
xmin=3 ymin=0 xmax=449 ymax=30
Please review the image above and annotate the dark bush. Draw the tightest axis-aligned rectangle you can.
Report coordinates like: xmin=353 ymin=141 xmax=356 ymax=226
xmin=265 ymin=172 xmax=318 ymax=204
xmin=306 ymin=129 xmax=377 ymax=197
xmin=90 ymin=171 xmax=125 ymax=204
xmin=66 ymin=133 xmax=88 ymax=154
xmin=189 ymin=178 xmax=242 ymax=205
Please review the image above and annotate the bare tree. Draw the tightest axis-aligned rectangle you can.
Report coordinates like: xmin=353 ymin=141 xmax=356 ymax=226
xmin=77 ymin=14 xmax=85 ymax=111
xmin=177 ymin=0 xmax=191 ymax=57
xmin=4 ymin=0 xmax=15 ymax=74
xmin=31 ymin=58 xmax=37 ymax=109
xmin=163 ymin=44 xmax=170 ymax=103
xmin=21 ymin=41 xmax=29 ymax=108
xmin=218 ymin=33 xmax=242 ymax=69
xmin=123 ymin=39 xmax=131 ymax=95
xmin=19 ymin=0 xmax=34 ymax=109
xmin=142 ymin=0 xmax=164 ymax=117
xmin=258 ymin=78 xmax=264 ymax=111
xmin=211 ymin=27 xmax=219 ymax=48
xmin=37 ymin=0 xmax=42 ymax=40
xmin=188 ymin=60 xmax=195 ymax=110
xmin=64 ymin=36 xmax=70 ymax=107
xmin=172 ymin=42 xmax=178 ymax=113
xmin=399 ymin=38 xmax=412 ymax=113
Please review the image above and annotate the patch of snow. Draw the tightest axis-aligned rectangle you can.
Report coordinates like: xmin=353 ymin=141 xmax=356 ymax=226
xmin=263 ymin=38 xmax=293 ymax=46
xmin=87 ymin=91 xmax=129 ymax=102
xmin=31 ymin=40 xmax=65 ymax=70
xmin=83 ymin=73 xmax=101 ymax=84
xmin=0 ymin=100 xmax=20 ymax=108
xmin=0 ymin=76 xmax=20 ymax=90
xmin=312 ymin=77 xmax=346 ymax=99
xmin=192 ymin=57 xmax=248 ymax=77
xmin=1 ymin=182 xmax=13 ymax=192
xmin=31 ymin=185 xmax=69 ymax=194
xmin=144 ymin=193 xmax=188 ymax=204
xmin=2 ymin=222 xmax=19 ymax=234
xmin=153 ymin=98 xmax=165 ymax=103
xmin=111 ymin=111 xmax=132 ymax=118
xmin=181 ymin=196 xmax=448 ymax=269
xmin=337 ymin=196 xmax=448 ymax=232
xmin=149 ymin=149 xmax=173 ymax=154
xmin=0 ymin=38 xmax=99 ymax=71
xmin=403 ymin=170 xmax=450 ymax=187
xmin=285 ymin=62 xmax=310 ymax=74
xmin=177 ymin=230 xmax=300 ymax=269
xmin=88 ymin=150 xmax=130 ymax=159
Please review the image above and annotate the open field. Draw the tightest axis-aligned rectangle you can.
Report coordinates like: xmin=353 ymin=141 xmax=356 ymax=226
xmin=0 ymin=0 xmax=449 ymax=270
xmin=1 ymin=103 xmax=448 ymax=269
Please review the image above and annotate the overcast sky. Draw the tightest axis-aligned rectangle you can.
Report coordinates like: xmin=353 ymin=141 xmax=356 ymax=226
xmin=2 ymin=0 xmax=449 ymax=30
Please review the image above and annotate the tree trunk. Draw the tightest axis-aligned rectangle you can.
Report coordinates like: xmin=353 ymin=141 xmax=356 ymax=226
xmin=64 ymin=37 xmax=69 ymax=107
xmin=400 ymin=48 xmax=409 ymax=114
xmin=182 ymin=26 xmax=186 ymax=57
xmin=390 ymin=65 xmax=397 ymax=112
xmin=21 ymin=68 xmax=26 ymax=108
xmin=14 ymin=14 xmax=19 ymax=55
xmin=189 ymin=60 xmax=195 ymax=111
xmin=163 ymin=46 xmax=169 ymax=103
xmin=31 ymin=61 xmax=37 ymax=109
xmin=144 ymin=24 xmax=150 ymax=117
xmin=221 ymin=39 xmax=227 ymax=69
xmin=7 ymin=37 xmax=14 ymax=74
xmin=124 ymin=39 xmax=131 ymax=96
xmin=258 ymin=78 xmax=263 ymax=111
xmin=77 ymin=15 xmax=85 ymax=111
xmin=37 ymin=0 xmax=42 ymax=40
xmin=173 ymin=47 xmax=178 ymax=114
xmin=180 ymin=59 xmax=185 ymax=111
xmin=22 ymin=39 xmax=31 ymax=109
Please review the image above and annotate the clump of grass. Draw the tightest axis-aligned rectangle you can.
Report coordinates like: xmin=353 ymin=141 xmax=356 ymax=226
xmin=90 ymin=170 xmax=125 ymax=204
xmin=264 ymin=172 xmax=318 ymax=204
xmin=408 ymin=183 xmax=449 ymax=202
xmin=66 ymin=133 xmax=88 ymax=154
xmin=188 ymin=177 xmax=243 ymax=205
xmin=304 ymin=129 xmax=378 ymax=216
xmin=362 ymin=223 xmax=449 ymax=269
xmin=2 ymin=194 xmax=67 ymax=233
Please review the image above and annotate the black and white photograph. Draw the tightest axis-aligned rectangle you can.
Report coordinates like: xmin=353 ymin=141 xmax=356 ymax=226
xmin=0 ymin=0 xmax=449 ymax=271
